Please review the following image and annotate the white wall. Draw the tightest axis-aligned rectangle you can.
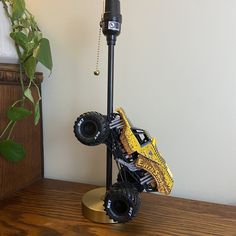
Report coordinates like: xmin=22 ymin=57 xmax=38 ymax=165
xmin=0 ymin=2 xmax=18 ymax=63
xmin=26 ymin=0 xmax=236 ymax=205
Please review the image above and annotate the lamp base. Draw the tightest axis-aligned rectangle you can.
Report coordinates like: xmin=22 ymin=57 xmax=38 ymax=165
xmin=82 ymin=187 xmax=116 ymax=224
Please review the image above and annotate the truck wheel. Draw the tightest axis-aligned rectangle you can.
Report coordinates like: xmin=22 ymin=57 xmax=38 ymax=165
xmin=74 ymin=112 xmax=109 ymax=146
xmin=104 ymin=182 xmax=141 ymax=223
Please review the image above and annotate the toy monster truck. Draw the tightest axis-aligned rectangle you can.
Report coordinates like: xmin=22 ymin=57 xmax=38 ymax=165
xmin=74 ymin=108 xmax=173 ymax=223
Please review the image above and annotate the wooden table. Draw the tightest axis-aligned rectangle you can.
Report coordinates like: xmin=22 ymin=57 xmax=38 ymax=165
xmin=0 ymin=179 xmax=235 ymax=236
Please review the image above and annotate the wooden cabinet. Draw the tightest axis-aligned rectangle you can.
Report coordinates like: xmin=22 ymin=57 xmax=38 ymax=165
xmin=0 ymin=63 xmax=43 ymax=199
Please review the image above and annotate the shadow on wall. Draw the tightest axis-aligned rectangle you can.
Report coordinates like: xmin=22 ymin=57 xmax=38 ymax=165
xmin=73 ymin=142 xmax=108 ymax=186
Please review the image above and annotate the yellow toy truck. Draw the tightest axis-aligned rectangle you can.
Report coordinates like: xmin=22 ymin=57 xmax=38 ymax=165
xmin=74 ymin=108 xmax=173 ymax=223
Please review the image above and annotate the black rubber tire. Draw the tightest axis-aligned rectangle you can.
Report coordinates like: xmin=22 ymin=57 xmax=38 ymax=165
xmin=117 ymin=169 xmax=144 ymax=193
xmin=104 ymin=182 xmax=141 ymax=223
xmin=74 ymin=112 xmax=109 ymax=146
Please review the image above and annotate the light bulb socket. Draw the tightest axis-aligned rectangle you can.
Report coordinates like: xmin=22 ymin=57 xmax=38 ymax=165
xmin=100 ymin=0 xmax=122 ymax=45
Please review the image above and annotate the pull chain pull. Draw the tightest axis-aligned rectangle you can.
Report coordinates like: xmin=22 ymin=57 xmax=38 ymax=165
xmin=94 ymin=26 xmax=102 ymax=76
xmin=94 ymin=1 xmax=105 ymax=77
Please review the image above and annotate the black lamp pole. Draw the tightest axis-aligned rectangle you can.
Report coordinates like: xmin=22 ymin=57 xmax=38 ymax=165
xmin=100 ymin=0 xmax=122 ymax=190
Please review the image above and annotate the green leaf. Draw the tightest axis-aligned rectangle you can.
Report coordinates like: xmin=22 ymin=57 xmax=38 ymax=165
xmin=34 ymin=32 xmax=43 ymax=44
xmin=29 ymin=15 xmax=38 ymax=31
xmin=10 ymin=32 xmax=28 ymax=50
xmin=7 ymin=107 xmax=32 ymax=122
xmin=20 ymin=18 xmax=30 ymax=28
xmin=28 ymin=31 xmax=35 ymax=41
xmin=34 ymin=101 xmax=40 ymax=125
xmin=26 ymin=42 xmax=35 ymax=52
xmin=12 ymin=0 xmax=26 ymax=21
xmin=24 ymin=57 xmax=36 ymax=80
xmin=24 ymin=88 xmax=34 ymax=104
xmin=33 ymin=45 xmax=40 ymax=58
xmin=0 ymin=140 xmax=25 ymax=162
xmin=38 ymin=38 xmax=53 ymax=71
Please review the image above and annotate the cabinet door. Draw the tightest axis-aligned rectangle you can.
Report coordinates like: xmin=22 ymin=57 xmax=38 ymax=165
xmin=0 ymin=63 xmax=43 ymax=199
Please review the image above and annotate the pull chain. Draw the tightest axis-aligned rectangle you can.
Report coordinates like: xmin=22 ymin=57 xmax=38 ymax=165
xmin=94 ymin=1 xmax=105 ymax=77
xmin=94 ymin=26 xmax=102 ymax=76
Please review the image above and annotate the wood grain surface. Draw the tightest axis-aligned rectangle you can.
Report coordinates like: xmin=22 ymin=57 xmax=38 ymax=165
xmin=0 ymin=63 xmax=43 ymax=199
xmin=0 ymin=63 xmax=43 ymax=85
xmin=0 ymin=179 xmax=235 ymax=236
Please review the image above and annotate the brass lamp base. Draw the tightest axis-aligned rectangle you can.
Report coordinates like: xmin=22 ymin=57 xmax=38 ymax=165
xmin=82 ymin=187 xmax=116 ymax=224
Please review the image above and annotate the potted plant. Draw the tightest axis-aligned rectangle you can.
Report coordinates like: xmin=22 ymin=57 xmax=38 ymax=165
xmin=0 ymin=0 xmax=52 ymax=162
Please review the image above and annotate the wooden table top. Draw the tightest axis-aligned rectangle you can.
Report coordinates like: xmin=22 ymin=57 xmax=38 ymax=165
xmin=0 ymin=179 xmax=236 ymax=236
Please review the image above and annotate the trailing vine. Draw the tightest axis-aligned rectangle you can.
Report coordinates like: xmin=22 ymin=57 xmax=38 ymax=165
xmin=0 ymin=0 xmax=52 ymax=162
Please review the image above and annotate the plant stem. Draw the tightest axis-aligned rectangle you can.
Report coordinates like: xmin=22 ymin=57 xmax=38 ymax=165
xmin=18 ymin=60 xmax=25 ymax=93
xmin=11 ymin=98 xmax=25 ymax=108
xmin=0 ymin=121 xmax=13 ymax=139
xmin=32 ymin=80 xmax=41 ymax=101
xmin=7 ymin=122 xmax=16 ymax=140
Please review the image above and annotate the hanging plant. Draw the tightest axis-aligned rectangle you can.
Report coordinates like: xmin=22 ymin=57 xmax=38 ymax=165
xmin=0 ymin=0 xmax=53 ymax=162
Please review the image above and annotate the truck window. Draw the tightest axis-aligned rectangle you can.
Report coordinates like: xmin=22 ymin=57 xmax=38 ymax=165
xmin=132 ymin=129 xmax=151 ymax=145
